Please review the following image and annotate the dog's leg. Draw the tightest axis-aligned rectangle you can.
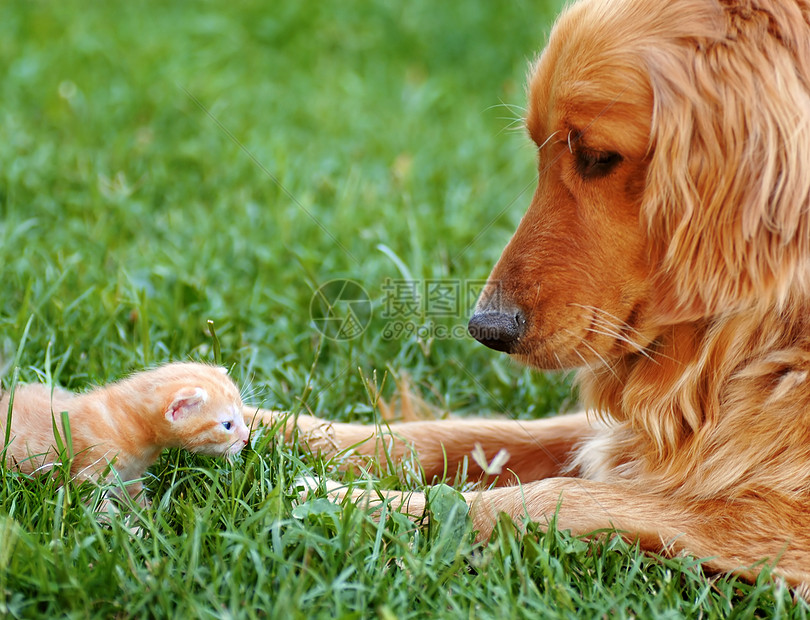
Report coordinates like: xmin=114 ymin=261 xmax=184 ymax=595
xmin=318 ymin=476 xmax=810 ymax=587
xmin=249 ymin=408 xmax=594 ymax=483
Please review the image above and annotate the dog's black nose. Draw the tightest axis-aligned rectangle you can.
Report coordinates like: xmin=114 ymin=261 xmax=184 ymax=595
xmin=468 ymin=309 xmax=526 ymax=353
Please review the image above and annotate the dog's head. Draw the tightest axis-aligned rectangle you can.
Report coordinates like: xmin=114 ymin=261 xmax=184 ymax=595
xmin=470 ymin=0 xmax=810 ymax=370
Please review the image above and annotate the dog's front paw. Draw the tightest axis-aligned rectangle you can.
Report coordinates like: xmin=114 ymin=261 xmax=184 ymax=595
xmin=293 ymin=475 xmax=345 ymax=503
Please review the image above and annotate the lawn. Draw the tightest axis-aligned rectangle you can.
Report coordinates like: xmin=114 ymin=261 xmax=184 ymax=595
xmin=0 ymin=0 xmax=806 ymax=617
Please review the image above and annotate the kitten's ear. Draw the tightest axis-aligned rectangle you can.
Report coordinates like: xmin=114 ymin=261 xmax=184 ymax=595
xmin=165 ymin=387 xmax=209 ymax=422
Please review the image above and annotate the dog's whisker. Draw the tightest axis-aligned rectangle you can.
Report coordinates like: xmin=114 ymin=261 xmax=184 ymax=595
xmin=584 ymin=326 xmax=659 ymax=364
xmin=576 ymin=337 xmax=621 ymax=379
xmin=583 ymin=317 xmax=680 ymax=365
xmin=570 ymin=303 xmax=645 ymax=337
xmin=583 ymin=317 xmax=654 ymax=356
xmin=537 ymin=129 xmax=562 ymax=152
xmin=570 ymin=347 xmax=599 ymax=380
xmin=562 ymin=328 xmax=620 ymax=379
xmin=567 ymin=302 xmax=665 ymax=365
xmin=485 ymin=100 xmax=528 ymax=114
xmin=571 ymin=303 xmax=642 ymax=337
xmin=497 ymin=118 xmax=527 ymax=128
xmin=586 ymin=324 xmax=648 ymax=354
xmin=496 ymin=118 xmax=530 ymax=137
xmin=530 ymin=284 xmax=544 ymax=315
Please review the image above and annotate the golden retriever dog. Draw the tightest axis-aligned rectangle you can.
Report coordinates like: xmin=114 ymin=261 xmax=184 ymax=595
xmin=253 ymin=0 xmax=810 ymax=590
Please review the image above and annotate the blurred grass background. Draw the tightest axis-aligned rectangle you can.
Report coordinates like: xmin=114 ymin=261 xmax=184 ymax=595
xmin=0 ymin=0 xmax=802 ymax=616
xmin=1 ymin=0 xmax=572 ymax=417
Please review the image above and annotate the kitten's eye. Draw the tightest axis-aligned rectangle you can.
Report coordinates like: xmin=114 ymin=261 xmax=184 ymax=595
xmin=222 ymin=421 xmax=233 ymax=431
xmin=575 ymin=149 xmax=622 ymax=180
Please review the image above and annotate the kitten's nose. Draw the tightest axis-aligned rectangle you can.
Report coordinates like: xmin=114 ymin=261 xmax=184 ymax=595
xmin=468 ymin=308 xmax=526 ymax=353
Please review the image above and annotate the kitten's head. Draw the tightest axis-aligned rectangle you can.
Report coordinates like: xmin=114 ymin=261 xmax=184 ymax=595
xmin=159 ymin=363 xmax=249 ymax=457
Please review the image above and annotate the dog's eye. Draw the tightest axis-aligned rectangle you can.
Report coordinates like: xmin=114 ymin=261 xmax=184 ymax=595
xmin=575 ymin=149 xmax=623 ymax=180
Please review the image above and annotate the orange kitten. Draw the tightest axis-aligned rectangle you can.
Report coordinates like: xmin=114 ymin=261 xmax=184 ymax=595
xmin=0 ymin=362 xmax=249 ymax=504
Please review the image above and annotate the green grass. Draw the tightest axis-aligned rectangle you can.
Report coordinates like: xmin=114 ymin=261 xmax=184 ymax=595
xmin=0 ymin=0 xmax=806 ymax=616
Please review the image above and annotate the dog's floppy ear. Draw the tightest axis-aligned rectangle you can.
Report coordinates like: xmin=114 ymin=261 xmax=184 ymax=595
xmin=642 ymin=8 xmax=810 ymax=320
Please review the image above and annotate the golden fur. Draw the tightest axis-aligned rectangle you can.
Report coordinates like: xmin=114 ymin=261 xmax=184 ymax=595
xmin=2 ymin=362 xmax=249 ymax=503
xmin=253 ymin=0 xmax=810 ymax=590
